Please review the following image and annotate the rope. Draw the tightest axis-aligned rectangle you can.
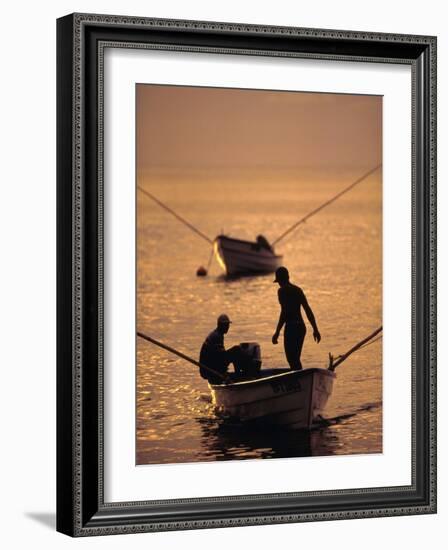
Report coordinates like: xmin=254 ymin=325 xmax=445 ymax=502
xmin=137 ymin=331 xmax=227 ymax=382
xmin=357 ymin=334 xmax=383 ymax=351
xmin=137 ymin=186 xmax=213 ymax=245
xmin=332 ymin=334 xmax=382 ymax=362
xmin=328 ymin=326 xmax=383 ymax=371
xmin=205 ymin=246 xmax=214 ymax=272
xmin=272 ymin=164 xmax=382 ymax=246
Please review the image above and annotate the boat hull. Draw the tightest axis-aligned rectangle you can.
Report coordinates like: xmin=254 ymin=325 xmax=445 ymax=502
xmin=210 ymin=368 xmax=335 ymax=429
xmin=214 ymin=235 xmax=282 ymax=276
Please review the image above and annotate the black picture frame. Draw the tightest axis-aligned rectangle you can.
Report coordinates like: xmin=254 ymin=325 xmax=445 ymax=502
xmin=57 ymin=13 xmax=437 ymax=537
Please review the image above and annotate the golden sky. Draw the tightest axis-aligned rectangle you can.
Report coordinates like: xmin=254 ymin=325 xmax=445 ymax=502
xmin=136 ymin=84 xmax=382 ymax=176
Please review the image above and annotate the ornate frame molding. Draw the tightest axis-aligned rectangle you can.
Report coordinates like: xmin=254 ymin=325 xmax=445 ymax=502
xmin=57 ymin=13 xmax=436 ymax=536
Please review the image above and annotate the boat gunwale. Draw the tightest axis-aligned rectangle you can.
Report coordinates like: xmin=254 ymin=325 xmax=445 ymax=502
xmin=217 ymin=245 xmax=283 ymax=262
xmin=215 ymin=246 xmax=283 ymax=260
xmin=210 ymin=367 xmax=335 ymax=391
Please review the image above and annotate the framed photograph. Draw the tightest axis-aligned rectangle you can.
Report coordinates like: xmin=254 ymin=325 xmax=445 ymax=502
xmin=56 ymin=13 xmax=437 ymax=536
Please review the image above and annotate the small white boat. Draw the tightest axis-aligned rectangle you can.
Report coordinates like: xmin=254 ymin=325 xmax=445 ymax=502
xmin=210 ymin=367 xmax=335 ymax=429
xmin=214 ymin=235 xmax=282 ymax=276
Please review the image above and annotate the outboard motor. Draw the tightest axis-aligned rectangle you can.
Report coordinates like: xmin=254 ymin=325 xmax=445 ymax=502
xmin=234 ymin=342 xmax=262 ymax=377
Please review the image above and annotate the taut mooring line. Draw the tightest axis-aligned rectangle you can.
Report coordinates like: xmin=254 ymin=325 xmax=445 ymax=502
xmin=272 ymin=164 xmax=382 ymax=246
xmin=137 ymin=186 xmax=213 ymax=245
xmin=328 ymin=326 xmax=383 ymax=371
xmin=137 ymin=331 xmax=227 ymax=382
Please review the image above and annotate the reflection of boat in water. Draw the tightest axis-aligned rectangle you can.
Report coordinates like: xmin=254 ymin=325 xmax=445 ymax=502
xmin=210 ymin=368 xmax=335 ymax=429
xmin=197 ymin=415 xmax=323 ymax=460
xmin=214 ymin=234 xmax=282 ymax=276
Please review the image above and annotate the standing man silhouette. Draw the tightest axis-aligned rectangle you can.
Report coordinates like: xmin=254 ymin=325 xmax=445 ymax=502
xmin=272 ymin=267 xmax=321 ymax=370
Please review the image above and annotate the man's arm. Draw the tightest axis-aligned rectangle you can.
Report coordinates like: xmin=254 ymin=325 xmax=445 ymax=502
xmin=272 ymin=289 xmax=286 ymax=345
xmin=210 ymin=331 xmax=226 ymax=353
xmin=272 ymin=309 xmax=285 ymax=345
xmin=302 ymin=292 xmax=321 ymax=343
xmin=202 ymin=332 xmax=226 ymax=361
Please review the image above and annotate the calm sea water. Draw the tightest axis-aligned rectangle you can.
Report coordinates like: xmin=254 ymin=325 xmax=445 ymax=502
xmin=136 ymin=172 xmax=382 ymax=465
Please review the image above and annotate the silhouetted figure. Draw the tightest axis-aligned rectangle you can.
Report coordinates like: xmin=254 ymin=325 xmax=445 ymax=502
xmin=256 ymin=234 xmax=273 ymax=252
xmin=199 ymin=314 xmax=243 ymax=384
xmin=272 ymin=267 xmax=321 ymax=370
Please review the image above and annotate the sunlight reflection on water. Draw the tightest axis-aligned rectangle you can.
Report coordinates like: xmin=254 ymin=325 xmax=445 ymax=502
xmin=137 ymin=175 xmax=382 ymax=465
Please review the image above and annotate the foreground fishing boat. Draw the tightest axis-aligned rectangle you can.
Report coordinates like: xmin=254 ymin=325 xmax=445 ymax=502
xmin=214 ymin=234 xmax=282 ymax=276
xmin=210 ymin=367 xmax=335 ymax=429
xmin=137 ymin=326 xmax=382 ymax=430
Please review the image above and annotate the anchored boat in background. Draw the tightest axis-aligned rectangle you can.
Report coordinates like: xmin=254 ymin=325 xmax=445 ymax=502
xmin=214 ymin=234 xmax=282 ymax=276
xmin=137 ymin=163 xmax=382 ymax=278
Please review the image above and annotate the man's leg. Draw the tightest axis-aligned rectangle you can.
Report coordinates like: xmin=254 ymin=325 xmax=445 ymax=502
xmin=205 ymin=360 xmax=228 ymax=384
xmin=284 ymin=323 xmax=306 ymax=370
xmin=296 ymin=324 xmax=306 ymax=370
xmin=284 ymin=324 xmax=299 ymax=369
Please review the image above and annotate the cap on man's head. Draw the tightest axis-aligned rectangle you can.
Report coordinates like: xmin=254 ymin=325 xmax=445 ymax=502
xmin=217 ymin=313 xmax=232 ymax=325
xmin=273 ymin=266 xmax=290 ymax=283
